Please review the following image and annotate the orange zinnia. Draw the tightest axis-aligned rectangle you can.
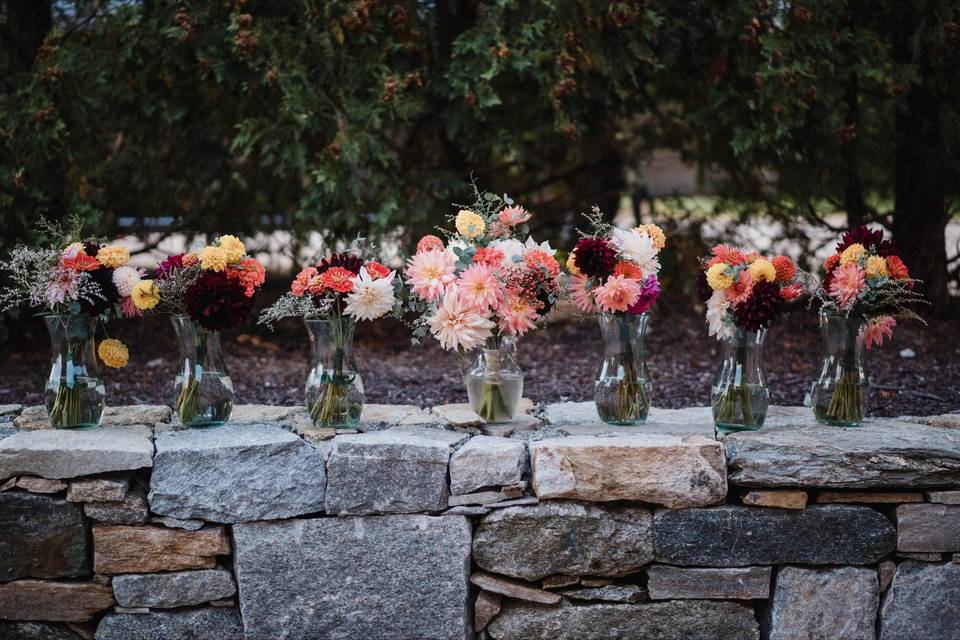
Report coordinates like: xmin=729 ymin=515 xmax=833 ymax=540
xmin=320 ymin=267 xmax=355 ymax=293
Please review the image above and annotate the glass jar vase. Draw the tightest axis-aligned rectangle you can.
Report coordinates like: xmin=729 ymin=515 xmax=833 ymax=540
xmin=44 ymin=314 xmax=105 ymax=429
xmin=465 ymin=335 xmax=524 ymax=423
xmin=171 ymin=315 xmax=234 ymax=428
xmin=711 ymin=327 xmax=769 ymax=432
xmin=304 ymin=316 xmax=364 ymax=428
xmin=595 ymin=312 xmax=652 ymax=425
xmin=811 ymin=311 xmax=869 ymax=427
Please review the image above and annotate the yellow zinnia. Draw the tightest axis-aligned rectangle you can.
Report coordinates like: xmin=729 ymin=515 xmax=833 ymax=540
xmin=565 ymin=251 xmax=581 ymax=276
xmin=455 ymin=210 xmax=486 ymax=239
xmin=199 ymin=245 xmax=228 ymax=272
xmin=748 ymin=258 xmax=776 ymax=283
xmin=636 ymin=224 xmax=666 ymax=250
xmin=98 ymin=339 xmax=129 ymax=368
xmin=865 ymin=255 xmax=889 ymax=278
xmin=218 ymin=235 xmax=246 ymax=264
xmin=839 ymin=243 xmax=866 ymax=267
xmin=706 ymin=262 xmax=734 ymax=290
xmin=96 ymin=245 xmax=130 ymax=268
xmin=131 ymin=280 xmax=160 ymax=310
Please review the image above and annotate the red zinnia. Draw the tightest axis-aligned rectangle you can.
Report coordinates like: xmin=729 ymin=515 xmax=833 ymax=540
xmin=62 ymin=252 xmax=101 ymax=272
xmin=320 ymin=267 xmax=355 ymax=293
xmin=365 ymin=261 xmax=392 ymax=280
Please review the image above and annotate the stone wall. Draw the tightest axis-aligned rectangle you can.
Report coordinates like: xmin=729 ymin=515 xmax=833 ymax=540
xmin=0 ymin=401 xmax=959 ymax=640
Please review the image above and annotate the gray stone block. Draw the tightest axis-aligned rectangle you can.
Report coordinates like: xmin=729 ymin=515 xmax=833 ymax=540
xmin=0 ymin=492 xmax=88 ymax=581
xmin=0 ymin=427 xmax=153 ymax=480
xmin=112 ymin=569 xmax=236 ymax=608
xmin=148 ymin=423 xmax=326 ymax=523
xmin=233 ymin=515 xmax=472 ymax=640
xmin=449 ymin=435 xmax=526 ymax=494
xmin=766 ymin=566 xmax=878 ymax=640
xmin=896 ymin=503 xmax=960 ymax=552
xmin=647 ymin=566 xmax=771 ymax=600
xmin=94 ymin=608 xmax=244 ymax=640
xmin=880 ymin=561 xmax=960 ymax=640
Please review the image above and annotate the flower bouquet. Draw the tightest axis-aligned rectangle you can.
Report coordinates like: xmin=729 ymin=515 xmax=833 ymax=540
xmin=0 ymin=216 xmax=138 ymax=428
xmin=259 ymin=247 xmax=400 ymax=428
xmin=149 ymin=236 xmax=265 ymax=427
xmin=567 ymin=208 xmax=665 ymax=425
xmin=696 ymin=245 xmax=804 ymax=431
xmin=811 ymin=226 xmax=924 ymax=426
xmin=404 ymin=188 xmax=562 ymax=423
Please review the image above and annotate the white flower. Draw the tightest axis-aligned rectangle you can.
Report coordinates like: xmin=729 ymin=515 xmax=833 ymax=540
xmin=523 ymin=237 xmax=556 ymax=255
xmin=611 ymin=228 xmax=660 ymax=277
xmin=112 ymin=266 xmax=142 ymax=297
xmin=489 ymin=238 xmax=526 ymax=268
xmin=706 ymin=291 xmax=734 ymax=341
xmin=427 ymin=284 xmax=495 ymax=351
xmin=344 ymin=267 xmax=396 ymax=321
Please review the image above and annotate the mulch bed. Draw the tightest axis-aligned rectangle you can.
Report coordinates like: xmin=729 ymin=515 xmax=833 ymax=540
xmin=1 ymin=301 xmax=957 ymax=417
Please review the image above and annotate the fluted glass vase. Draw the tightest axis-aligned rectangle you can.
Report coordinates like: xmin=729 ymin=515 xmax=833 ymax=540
xmin=595 ymin=312 xmax=652 ymax=425
xmin=465 ymin=335 xmax=524 ymax=424
xmin=304 ymin=316 xmax=364 ymax=428
xmin=811 ymin=311 xmax=869 ymax=427
xmin=44 ymin=314 xmax=105 ymax=429
xmin=711 ymin=328 xmax=769 ymax=432
xmin=171 ymin=315 xmax=233 ymax=428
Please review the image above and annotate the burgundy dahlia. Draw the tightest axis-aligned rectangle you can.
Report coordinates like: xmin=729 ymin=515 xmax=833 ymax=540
xmin=156 ymin=253 xmax=187 ymax=279
xmin=836 ymin=225 xmax=883 ymax=253
xmin=733 ymin=281 xmax=782 ymax=332
xmin=317 ymin=252 xmax=363 ymax=275
xmin=80 ymin=266 xmax=120 ymax=316
xmin=694 ymin=270 xmax=712 ymax=302
xmin=183 ymin=271 xmax=255 ymax=331
xmin=573 ymin=237 xmax=617 ymax=280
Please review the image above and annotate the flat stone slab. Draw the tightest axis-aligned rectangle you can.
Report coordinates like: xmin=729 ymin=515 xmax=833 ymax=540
xmin=112 ymin=569 xmax=236 ymax=608
xmin=359 ymin=404 xmax=442 ymax=430
xmin=83 ymin=486 xmax=148 ymax=525
xmin=896 ymin=503 xmax=960 ymax=552
xmin=726 ymin=420 xmax=960 ymax=488
xmin=880 ymin=561 xmax=960 ymax=640
xmin=94 ymin=608 xmax=244 ymax=640
xmin=449 ymin=435 xmax=526 ymax=494
xmin=148 ymin=423 xmax=326 ymax=523
xmin=647 ymin=566 xmax=771 ymax=600
xmin=473 ymin=501 xmax=653 ymax=581
xmin=0 ymin=622 xmax=82 ymax=640
xmin=324 ymin=427 xmax=466 ymax=515
xmin=0 ymin=580 xmax=114 ymax=622
xmin=233 ymin=515 xmax=472 ymax=640
xmin=530 ymin=434 xmax=726 ymax=509
xmin=67 ymin=478 xmax=128 ymax=502
xmin=469 ymin=572 xmax=561 ymax=604
xmin=0 ymin=426 xmax=153 ymax=480
xmin=0 ymin=492 xmax=89 ymax=580
xmin=487 ymin=600 xmax=759 ymax=640
xmin=655 ymin=505 xmax=896 ymax=566
xmin=767 ymin=566 xmax=879 ymax=640
xmin=100 ymin=405 xmax=172 ymax=427
xmin=93 ymin=524 xmax=230 ymax=574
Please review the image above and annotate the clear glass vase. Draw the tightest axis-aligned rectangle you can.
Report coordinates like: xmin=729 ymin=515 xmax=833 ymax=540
xmin=711 ymin=327 xmax=769 ymax=432
xmin=304 ymin=316 xmax=364 ymax=428
xmin=811 ymin=311 xmax=869 ymax=427
xmin=595 ymin=312 xmax=652 ymax=425
xmin=44 ymin=314 xmax=105 ymax=429
xmin=465 ymin=335 xmax=524 ymax=423
xmin=171 ymin=315 xmax=233 ymax=428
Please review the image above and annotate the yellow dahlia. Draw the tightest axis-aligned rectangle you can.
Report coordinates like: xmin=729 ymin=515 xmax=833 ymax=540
xmin=455 ymin=210 xmax=486 ymax=239
xmin=96 ymin=245 xmax=130 ymax=268
xmin=748 ymin=258 xmax=776 ymax=283
xmin=636 ymin=224 xmax=666 ymax=250
xmin=706 ymin=262 xmax=733 ymax=291
xmin=865 ymin=255 xmax=889 ymax=278
xmin=131 ymin=280 xmax=160 ymax=310
xmin=218 ymin=235 xmax=246 ymax=264
xmin=839 ymin=243 xmax=866 ymax=266
xmin=98 ymin=339 xmax=129 ymax=368
xmin=199 ymin=245 xmax=228 ymax=272
xmin=565 ymin=251 xmax=581 ymax=276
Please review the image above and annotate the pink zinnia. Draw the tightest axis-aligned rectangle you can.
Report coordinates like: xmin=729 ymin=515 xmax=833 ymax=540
xmin=570 ymin=275 xmax=596 ymax=313
xmin=120 ymin=296 xmax=142 ymax=318
xmin=498 ymin=205 xmax=531 ymax=227
xmin=829 ymin=263 xmax=866 ymax=310
xmin=627 ymin=276 xmax=660 ymax=315
xmin=498 ymin=292 xmax=538 ymax=337
xmin=861 ymin=315 xmax=896 ymax=350
xmin=593 ymin=275 xmax=642 ymax=313
xmin=725 ymin=270 xmax=753 ymax=305
xmin=291 ymin=267 xmax=318 ymax=297
xmin=457 ymin=264 xmax=504 ymax=311
xmin=405 ymin=249 xmax=457 ymax=302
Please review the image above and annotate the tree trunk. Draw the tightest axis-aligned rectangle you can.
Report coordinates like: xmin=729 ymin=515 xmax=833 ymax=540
xmin=0 ymin=0 xmax=52 ymax=77
xmin=843 ymin=73 xmax=866 ymax=229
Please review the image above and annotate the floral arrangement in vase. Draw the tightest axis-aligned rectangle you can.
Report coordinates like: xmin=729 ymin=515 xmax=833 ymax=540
xmin=146 ymin=235 xmax=266 ymax=427
xmin=567 ymin=207 xmax=665 ymax=425
xmin=403 ymin=187 xmax=562 ymax=423
xmin=259 ymin=246 xmax=401 ymax=428
xmin=696 ymin=244 xmax=804 ymax=432
xmin=0 ymin=216 xmax=138 ymax=428
xmin=810 ymin=226 xmax=925 ymax=426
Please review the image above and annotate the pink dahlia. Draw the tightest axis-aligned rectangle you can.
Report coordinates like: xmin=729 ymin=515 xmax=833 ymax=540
xmin=725 ymin=270 xmax=754 ymax=305
xmin=416 ymin=235 xmax=445 ymax=254
xmin=593 ymin=275 xmax=642 ymax=313
xmin=861 ymin=315 xmax=896 ymax=350
xmin=45 ymin=268 xmax=80 ymax=307
xmin=498 ymin=205 xmax=531 ymax=227
xmin=498 ymin=292 xmax=538 ymax=337
xmin=427 ymin=285 xmax=495 ymax=351
xmin=570 ymin=275 xmax=596 ymax=313
xmin=829 ymin=263 xmax=866 ymax=310
xmin=627 ymin=275 xmax=660 ymax=315
xmin=405 ymin=249 xmax=457 ymax=302
xmin=457 ymin=264 xmax=504 ymax=311
xmin=472 ymin=246 xmax=505 ymax=268
xmin=780 ymin=283 xmax=803 ymax=301
xmin=120 ymin=296 xmax=143 ymax=318
xmin=291 ymin=267 xmax=319 ymax=297
xmin=707 ymin=244 xmax=748 ymax=268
